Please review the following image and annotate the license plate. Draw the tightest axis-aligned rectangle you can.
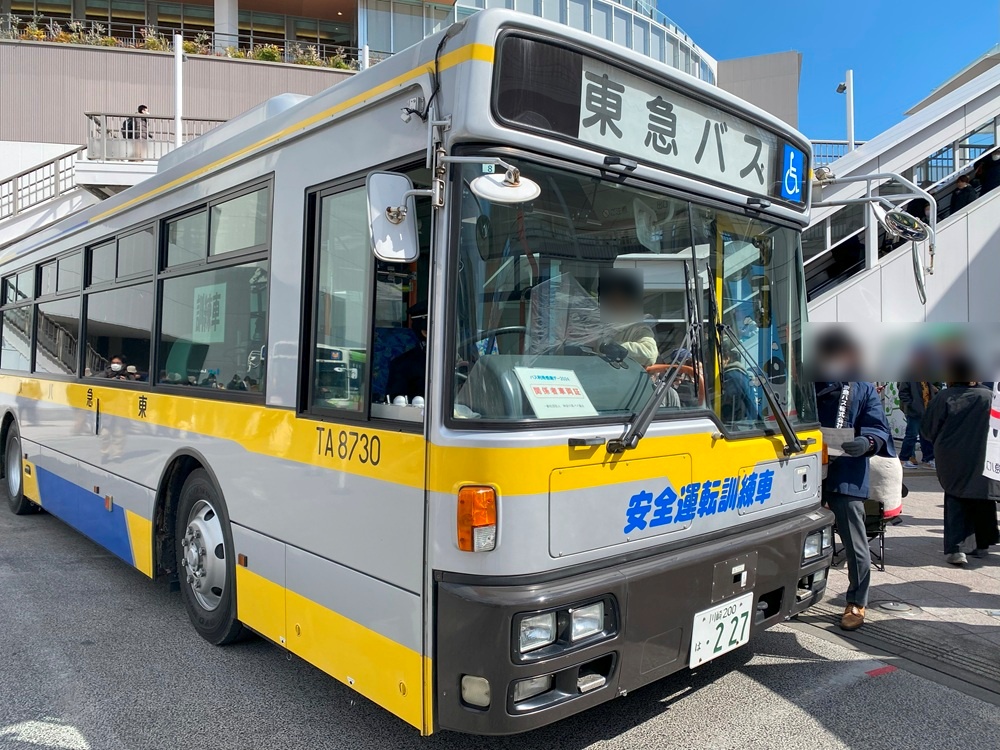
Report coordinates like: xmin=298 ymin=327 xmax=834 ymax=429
xmin=689 ymin=592 xmax=754 ymax=669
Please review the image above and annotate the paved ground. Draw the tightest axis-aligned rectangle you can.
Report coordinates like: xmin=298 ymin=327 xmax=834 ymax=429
xmin=801 ymin=468 xmax=1000 ymax=700
xmin=3 ymin=496 xmax=1000 ymax=750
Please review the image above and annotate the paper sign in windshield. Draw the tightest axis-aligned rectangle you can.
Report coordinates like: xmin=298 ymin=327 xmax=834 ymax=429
xmin=514 ymin=368 xmax=598 ymax=419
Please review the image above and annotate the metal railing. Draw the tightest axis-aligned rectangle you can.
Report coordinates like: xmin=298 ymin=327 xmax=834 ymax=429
xmin=811 ymin=140 xmax=868 ymax=166
xmin=0 ymin=146 xmax=84 ymax=222
xmin=0 ymin=14 xmax=388 ymax=69
xmin=85 ymin=112 xmax=226 ymax=162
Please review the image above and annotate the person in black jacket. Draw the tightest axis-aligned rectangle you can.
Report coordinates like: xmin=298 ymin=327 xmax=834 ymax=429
xmin=949 ymin=174 xmax=977 ymax=215
xmin=814 ymin=333 xmax=894 ymax=632
xmin=386 ymin=301 xmax=427 ymax=402
xmin=923 ymin=382 xmax=1000 ymax=565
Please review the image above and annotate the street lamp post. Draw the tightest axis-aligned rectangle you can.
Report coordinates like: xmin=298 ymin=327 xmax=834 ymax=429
xmin=837 ymin=70 xmax=855 ymax=152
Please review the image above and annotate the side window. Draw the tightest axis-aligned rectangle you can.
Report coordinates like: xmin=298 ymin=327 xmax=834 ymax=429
xmin=309 ymin=186 xmax=370 ymax=414
xmin=84 ymin=284 xmax=154 ymax=379
xmin=35 ymin=297 xmax=80 ymax=376
xmin=166 ymin=210 xmax=208 ymax=267
xmin=1 ymin=306 xmax=32 ymax=372
xmin=158 ymin=260 xmax=268 ymax=390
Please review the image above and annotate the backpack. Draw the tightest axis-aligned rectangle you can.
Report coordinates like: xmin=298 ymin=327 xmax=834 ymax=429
xmin=121 ymin=117 xmax=135 ymax=138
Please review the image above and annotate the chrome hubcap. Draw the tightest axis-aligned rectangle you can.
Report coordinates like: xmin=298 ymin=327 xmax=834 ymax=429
xmin=180 ymin=499 xmax=227 ymax=611
xmin=6 ymin=436 xmax=21 ymax=497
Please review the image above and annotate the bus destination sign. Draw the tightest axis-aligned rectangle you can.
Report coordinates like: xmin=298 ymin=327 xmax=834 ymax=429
xmin=493 ymin=36 xmax=806 ymax=205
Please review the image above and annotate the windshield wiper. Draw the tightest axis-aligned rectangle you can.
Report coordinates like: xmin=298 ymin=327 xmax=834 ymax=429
xmin=607 ymin=261 xmax=702 ymax=454
xmin=717 ymin=324 xmax=807 ymax=456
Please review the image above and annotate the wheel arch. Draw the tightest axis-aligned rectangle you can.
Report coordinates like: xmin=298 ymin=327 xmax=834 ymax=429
xmin=152 ymin=448 xmax=228 ymax=579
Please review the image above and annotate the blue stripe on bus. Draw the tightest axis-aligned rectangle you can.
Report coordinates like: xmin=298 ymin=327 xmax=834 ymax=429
xmin=35 ymin=467 xmax=135 ymax=567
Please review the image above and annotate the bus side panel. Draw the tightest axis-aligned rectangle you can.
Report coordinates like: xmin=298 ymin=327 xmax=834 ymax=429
xmin=232 ymin=523 xmax=286 ymax=645
xmin=29 ymin=443 xmax=156 ymax=578
xmin=284 ymin=545 xmax=425 ymax=730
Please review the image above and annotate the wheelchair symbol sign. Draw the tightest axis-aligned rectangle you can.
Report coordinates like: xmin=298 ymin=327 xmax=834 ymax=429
xmin=781 ymin=144 xmax=804 ymax=202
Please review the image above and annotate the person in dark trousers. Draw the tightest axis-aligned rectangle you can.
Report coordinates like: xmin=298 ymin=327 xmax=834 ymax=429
xmin=122 ymin=104 xmax=149 ymax=160
xmin=897 ymin=381 xmax=940 ymax=468
xmin=720 ymin=341 xmax=757 ymax=423
xmin=949 ymin=174 xmax=977 ymax=215
xmin=386 ymin=301 xmax=427 ymax=402
xmin=814 ymin=333 xmax=894 ymax=631
xmin=922 ymin=381 xmax=1000 ymax=565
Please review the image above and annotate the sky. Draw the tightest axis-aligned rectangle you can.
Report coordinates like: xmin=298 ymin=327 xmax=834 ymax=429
xmin=662 ymin=0 xmax=1000 ymax=141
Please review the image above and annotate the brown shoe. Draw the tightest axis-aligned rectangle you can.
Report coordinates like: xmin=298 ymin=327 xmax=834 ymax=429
xmin=840 ymin=604 xmax=865 ymax=631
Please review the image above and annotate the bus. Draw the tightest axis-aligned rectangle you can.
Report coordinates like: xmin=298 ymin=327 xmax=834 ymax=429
xmin=0 ymin=9 xmax=833 ymax=735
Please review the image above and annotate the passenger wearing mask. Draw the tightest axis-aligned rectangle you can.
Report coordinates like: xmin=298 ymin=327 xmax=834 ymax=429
xmin=597 ymin=270 xmax=658 ymax=368
xmin=949 ymin=174 xmax=977 ymax=214
xmin=922 ymin=379 xmax=1000 ymax=565
xmin=814 ymin=331 xmax=894 ymax=632
xmin=387 ymin=301 xmax=428 ymax=402
xmin=100 ymin=355 xmax=129 ymax=380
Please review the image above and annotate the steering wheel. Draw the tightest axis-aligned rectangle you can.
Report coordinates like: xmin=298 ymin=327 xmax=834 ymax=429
xmin=645 ymin=363 xmax=707 ymax=405
xmin=457 ymin=325 xmax=528 ymax=352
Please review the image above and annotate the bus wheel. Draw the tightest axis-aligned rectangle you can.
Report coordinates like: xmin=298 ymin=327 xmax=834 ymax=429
xmin=2 ymin=424 xmax=33 ymax=516
xmin=175 ymin=469 xmax=244 ymax=645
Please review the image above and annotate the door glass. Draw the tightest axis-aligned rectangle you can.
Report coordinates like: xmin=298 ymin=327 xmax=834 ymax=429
xmin=311 ymin=187 xmax=371 ymax=412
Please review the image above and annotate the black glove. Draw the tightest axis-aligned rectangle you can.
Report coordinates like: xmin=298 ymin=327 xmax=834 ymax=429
xmin=599 ymin=342 xmax=629 ymax=363
xmin=841 ymin=437 xmax=872 ymax=457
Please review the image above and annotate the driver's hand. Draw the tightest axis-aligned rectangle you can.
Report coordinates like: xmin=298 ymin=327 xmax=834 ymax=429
xmin=600 ymin=342 xmax=629 ymax=363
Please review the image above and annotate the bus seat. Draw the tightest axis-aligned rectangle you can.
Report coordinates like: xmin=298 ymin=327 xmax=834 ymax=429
xmin=372 ymin=326 xmax=419 ymax=400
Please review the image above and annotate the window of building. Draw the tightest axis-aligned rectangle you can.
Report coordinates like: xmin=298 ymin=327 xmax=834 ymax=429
xmin=35 ymin=297 xmax=79 ymax=376
xmin=89 ymin=240 xmax=117 ymax=286
xmin=84 ymin=283 xmax=153 ymax=379
xmin=158 ymin=260 xmax=268 ymax=391
xmin=209 ymin=187 xmax=270 ymax=257
xmin=592 ymin=1 xmax=611 ymax=41
xmin=15 ymin=269 xmax=34 ymax=302
xmin=166 ymin=210 xmax=208 ymax=267
xmin=309 ymin=186 xmax=370 ymax=414
xmin=567 ymin=0 xmax=589 ymax=33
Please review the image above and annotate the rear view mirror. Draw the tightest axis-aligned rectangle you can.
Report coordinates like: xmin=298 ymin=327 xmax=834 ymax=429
xmin=751 ymin=274 xmax=772 ymax=329
xmin=367 ymin=172 xmax=419 ymax=264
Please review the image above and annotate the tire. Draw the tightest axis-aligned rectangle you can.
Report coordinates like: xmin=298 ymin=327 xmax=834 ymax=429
xmin=2 ymin=424 xmax=33 ymax=516
xmin=174 ymin=469 xmax=244 ymax=645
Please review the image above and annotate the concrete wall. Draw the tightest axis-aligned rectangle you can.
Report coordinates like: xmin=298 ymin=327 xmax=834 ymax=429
xmin=0 ymin=40 xmax=352 ymax=146
xmin=717 ymin=51 xmax=801 ymax=129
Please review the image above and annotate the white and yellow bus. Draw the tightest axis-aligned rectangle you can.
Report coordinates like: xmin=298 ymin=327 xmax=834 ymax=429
xmin=0 ymin=10 xmax=833 ymax=735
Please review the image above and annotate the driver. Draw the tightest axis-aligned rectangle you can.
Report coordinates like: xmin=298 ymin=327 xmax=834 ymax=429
xmin=387 ymin=301 xmax=428 ymax=402
xmin=598 ymin=270 xmax=658 ymax=367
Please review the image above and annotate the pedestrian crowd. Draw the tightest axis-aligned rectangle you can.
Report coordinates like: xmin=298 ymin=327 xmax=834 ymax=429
xmin=814 ymin=332 xmax=998 ymax=632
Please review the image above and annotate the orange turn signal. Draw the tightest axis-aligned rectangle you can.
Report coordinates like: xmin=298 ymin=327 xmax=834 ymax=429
xmin=822 ymin=443 xmax=829 ymax=465
xmin=457 ymin=486 xmax=497 ymax=552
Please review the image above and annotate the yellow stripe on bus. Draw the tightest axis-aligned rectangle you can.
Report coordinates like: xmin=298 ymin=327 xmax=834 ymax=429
xmin=87 ymin=43 xmax=495 ymax=225
xmin=22 ymin=459 xmax=41 ymax=505
xmin=125 ymin=509 xmax=154 ymax=578
xmin=286 ymin=589 xmax=425 ymax=730
xmin=235 ymin=566 xmax=286 ymax=645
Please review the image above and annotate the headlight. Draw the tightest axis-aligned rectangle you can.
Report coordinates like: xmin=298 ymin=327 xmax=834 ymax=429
xmin=821 ymin=526 xmax=834 ymax=550
xmin=803 ymin=531 xmax=823 ymax=560
xmin=513 ymin=674 xmax=553 ymax=703
xmin=570 ymin=602 xmax=605 ymax=642
xmin=518 ymin=612 xmax=556 ymax=653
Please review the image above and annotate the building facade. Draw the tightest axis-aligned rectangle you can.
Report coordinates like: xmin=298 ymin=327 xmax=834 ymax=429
xmin=1 ymin=0 xmax=717 ymax=82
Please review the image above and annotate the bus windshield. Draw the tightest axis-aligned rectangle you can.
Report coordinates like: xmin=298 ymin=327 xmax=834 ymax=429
xmin=449 ymin=158 xmax=816 ymax=430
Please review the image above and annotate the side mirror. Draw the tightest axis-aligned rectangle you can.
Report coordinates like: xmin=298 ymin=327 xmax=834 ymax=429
xmin=884 ymin=209 xmax=929 ymax=242
xmin=751 ymin=273 xmax=772 ymax=328
xmin=367 ymin=172 xmax=420 ymax=264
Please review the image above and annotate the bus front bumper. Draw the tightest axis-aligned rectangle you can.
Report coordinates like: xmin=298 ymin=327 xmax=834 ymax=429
xmin=434 ymin=507 xmax=833 ymax=735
